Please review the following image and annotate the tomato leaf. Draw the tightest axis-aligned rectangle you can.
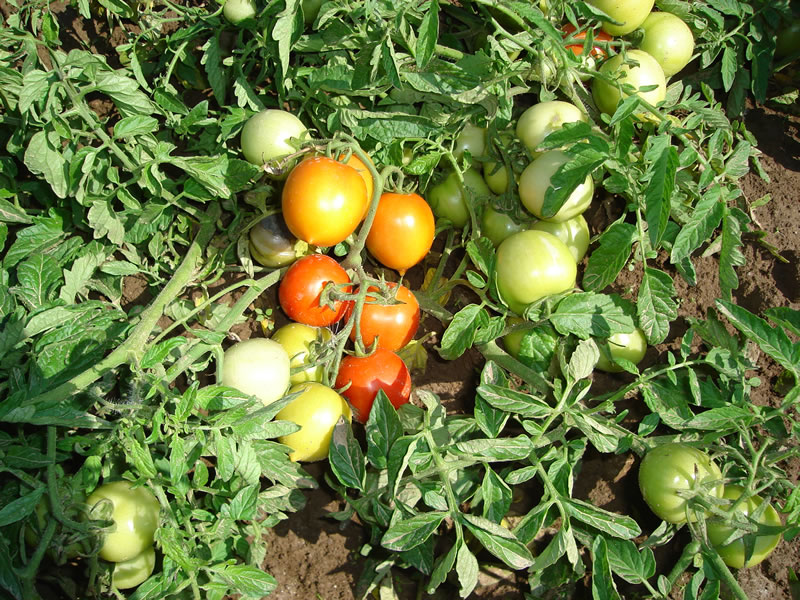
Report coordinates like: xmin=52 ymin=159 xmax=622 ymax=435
xmin=455 ymin=435 xmax=533 ymax=461
xmin=643 ymin=135 xmax=678 ymax=248
xmin=566 ymin=499 xmax=640 ymax=539
xmin=591 ymin=536 xmax=623 ymax=600
xmin=382 ymin=511 xmax=447 ymax=551
xmin=208 ymin=564 xmax=277 ymax=597
xmin=366 ymin=391 xmax=404 ymax=470
xmin=439 ymin=304 xmax=486 ymax=360
xmin=415 ymin=0 xmax=439 ymax=68
xmin=480 ymin=467 xmax=512 ymax=523
xmin=329 ymin=417 xmax=366 ymax=492
xmin=461 ymin=513 xmax=534 ymax=569
xmin=456 ymin=542 xmax=479 ymax=597
xmin=476 ymin=384 xmax=551 ymax=419
xmin=551 ymin=292 xmax=636 ymax=340
xmin=719 ymin=206 xmax=748 ymax=302
xmin=583 ymin=222 xmax=637 ymax=292
xmin=638 ymin=268 xmax=678 ymax=344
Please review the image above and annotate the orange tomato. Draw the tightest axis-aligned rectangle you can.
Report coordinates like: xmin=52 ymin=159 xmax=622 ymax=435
xmin=341 ymin=153 xmax=375 ymax=216
xmin=562 ymin=24 xmax=612 ymax=58
xmin=366 ymin=192 xmax=435 ymax=275
xmin=282 ymin=156 xmax=368 ymax=247
xmin=349 ymin=282 xmax=420 ymax=351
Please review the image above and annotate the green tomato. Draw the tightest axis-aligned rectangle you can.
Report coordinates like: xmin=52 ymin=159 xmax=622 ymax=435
xmin=223 ymin=0 xmax=256 ymax=24
xmin=586 ymin=0 xmax=655 ymax=35
xmin=638 ymin=443 xmax=724 ymax=524
xmin=240 ymin=109 xmax=308 ymax=168
xmin=592 ymin=50 xmax=667 ymax=115
xmin=707 ymin=485 xmax=782 ymax=569
xmin=271 ymin=323 xmax=332 ymax=384
xmin=776 ymin=21 xmax=800 ymax=58
xmin=519 ymin=150 xmax=594 ymax=222
xmin=530 ymin=214 xmax=590 ymax=262
xmin=595 ymin=327 xmax=647 ymax=372
xmin=638 ymin=12 xmax=695 ymax=77
xmin=427 ymin=168 xmax=491 ymax=228
xmin=495 ymin=230 xmax=577 ymax=315
xmin=454 ymin=123 xmax=487 ymax=165
xmin=482 ymin=160 xmax=511 ymax=194
xmin=220 ymin=338 xmax=291 ymax=406
xmin=276 ymin=382 xmax=352 ymax=462
xmin=502 ymin=317 xmax=559 ymax=375
xmin=515 ymin=101 xmax=587 ymax=155
xmin=249 ymin=214 xmax=308 ymax=268
xmin=112 ymin=546 xmax=156 ymax=590
xmin=86 ymin=481 xmax=160 ymax=563
xmin=481 ymin=205 xmax=527 ymax=247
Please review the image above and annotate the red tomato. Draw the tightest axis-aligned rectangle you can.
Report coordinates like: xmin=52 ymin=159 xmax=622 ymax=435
xmin=349 ymin=283 xmax=420 ymax=351
xmin=282 ymin=156 xmax=368 ymax=247
xmin=366 ymin=192 xmax=435 ymax=275
xmin=562 ymin=24 xmax=612 ymax=58
xmin=334 ymin=349 xmax=412 ymax=423
xmin=279 ymin=254 xmax=351 ymax=326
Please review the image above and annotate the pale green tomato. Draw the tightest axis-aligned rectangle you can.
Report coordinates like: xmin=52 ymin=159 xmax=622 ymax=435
xmin=276 ymin=382 xmax=352 ymax=462
xmin=515 ymin=101 xmax=586 ymax=155
xmin=240 ymin=109 xmax=308 ymax=167
xmin=495 ymin=230 xmax=577 ymax=314
xmin=519 ymin=150 xmax=594 ymax=222
xmin=454 ymin=123 xmax=487 ymax=164
xmin=112 ymin=546 xmax=156 ymax=590
xmin=223 ymin=0 xmax=256 ymax=24
xmin=428 ymin=168 xmax=491 ymax=228
xmin=587 ymin=0 xmax=655 ymax=35
xmin=220 ymin=338 xmax=291 ymax=406
xmin=592 ymin=50 xmax=667 ymax=115
xmin=595 ymin=327 xmax=647 ymax=372
xmin=86 ymin=481 xmax=160 ymax=563
xmin=483 ymin=160 xmax=511 ymax=194
xmin=271 ymin=323 xmax=332 ymax=384
xmin=639 ymin=12 xmax=695 ymax=77
xmin=530 ymin=215 xmax=590 ymax=262
xmin=481 ymin=205 xmax=527 ymax=247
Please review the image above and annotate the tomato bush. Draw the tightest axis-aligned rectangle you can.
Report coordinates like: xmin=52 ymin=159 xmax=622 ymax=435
xmin=220 ymin=338 xmax=291 ymax=405
xmin=334 ymin=349 xmax=412 ymax=423
xmin=349 ymin=283 xmax=420 ymax=351
xmin=279 ymin=254 xmax=351 ymax=326
xmin=272 ymin=323 xmax=332 ymax=384
xmin=366 ymin=192 xmax=435 ymax=274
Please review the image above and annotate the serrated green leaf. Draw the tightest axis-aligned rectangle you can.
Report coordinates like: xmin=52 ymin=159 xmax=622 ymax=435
xmin=476 ymin=384 xmax=550 ymax=418
xmin=565 ymin=499 xmax=640 ymax=539
xmin=329 ymin=418 xmax=365 ymax=492
xmin=24 ymin=131 xmax=67 ymax=199
xmin=440 ymin=304 xmax=486 ymax=360
xmin=604 ymin=537 xmax=656 ymax=584
xmin=719 ymin=207 xmax=747 ymax=301
xmin=583 ymin=222 xmax=636 ymax=292
xmin=366 ymin=391 xmax=403 ymax=469
xmin=592 ymin=536 xmax=622 ymax=600
xmin=461 ymin=513 xmax=534 ymax=569
xmin=13 ymin=254 xmax=62 ymax=310
xmin=416 ymin=0 xmax=439 ymax=68
xmin=550 ymin=292 xmax=635 ymax=339
xmin=382 ymin=512 xmax=447 ymax=551
xmin=671 ymin=189 xmax=725 ymax=264
xmin=454 ymin=435 xmax=533 ymax=461
xmin=456 ymin=542 xmax=479 ymax=598
xmin=638 ymin=268 xmax=678 ymax=344
xmin=643 ymin=135 xmax=678 ymax=248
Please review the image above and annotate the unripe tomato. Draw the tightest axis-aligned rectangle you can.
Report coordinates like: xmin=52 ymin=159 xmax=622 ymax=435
xmin=495 ymin=230 xmax=577 ymax=315
xmin=335 ymin=349 xmax=412 ymax=423
xmin=481 ymin=206 xmax=527 ymax=247
xmin=276 ymin=382 xmax=352 ymax=461
xmin=454 ymin=123 xmax=487 ymax=164
xmin=776 ymin=21 xmax=800 ymax=58
xmin=483 ymin=160 xmax=511 ymax=194
xmin=223 ymin=0 xmax=255 ymax=24
xmin=278 ymin=254 xmax=351 ymax=327
xmin=272 ymin=323 xmax=332 ymax=384
xmin=595 ymin=327 xmax=647 ymax=372
xmin=282 ymin=156 xmax=368 ymax=247
xmin=428 ymin=168 xmax=491 ymax=228
xmin=86 ymin=481 xmax=160 ymax=563
xmin=638 ymin=12 xmax=695 ymax=77
xmin=592 ymin=50 xmax=667 ymax=115
xmin=530 ymin=215 xmax=590 ymax=262
xmin=519 ymin=150 xmax=594 ymax=222
xmin=240 ymin=109 xmax=308 ymax=167
xmin=515 ymin=101 xmax=587 ymax=155
xmin=366 ymin=192 xmax=435 ymax=275
xmin=112 ymin=546 xmax=156 ymax=589
xmin=707 ymin=485 xmax=782 ymax=568
xmin=349 ymin=283 xmax=420 ymax=351
xmin=249 ymin=214 xmax=307 ymax=268
xmin=220 ymin=338 xmax=291 ymax=405
xmin=301 ymin=0 xmax=323 ymax=24
xmin=638 ymin=443 xmax=724 ymax=524
xmin=586 ymin=0 xmax=655 ymax=35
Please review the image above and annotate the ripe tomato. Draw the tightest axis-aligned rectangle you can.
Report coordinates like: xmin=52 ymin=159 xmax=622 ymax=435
xmin=562 ymin=24 xmax=612 ymax=58
xmin=592 ymin=50 xmax=667 ymax=115
xmin=638 ymin=12 xmax=695 ymax=77
xmin=220 ymin=338 xmax=291 ymax=405
xmin=272 ymin=323 xmax=332 ymax=384
xmin=495 ymin=230 xmax=577 ymax=315
xmin=240 ymin=109 xmax=308 ymax=167
xmin=349 ymin=283 xmax=420 ymax=351
xmin=335 ymin=349 xmax=412 ymax=423
xmin=481 ymin=205 xmax=527 ymax=247
xmin=515 ymin=101 xmax=586 ymax=155
xmin=223 ymin=0 xmax=256 ymax=24
xmin=282 ymin=156 xmax=368 ymax=247
xmin=279 ymin=254 xmax=351 ymax=326
xmin=276 ymin=382 xmax=352 ymax=462
xmin=638 ymin=443 xmax=724 ymax=524
xmin=366 ymin=192 xmax=435 ymax=275
xmin=86 ymin=481 xmax=160 ymax=563
xmin=595 ymin=327 xmax=647 ymax=372
xmin=340 ymin=152 xmax=375 ymax=213
xmin=428 ymin=168 xmax=491 ymax=228
xmin=519 ymin=150 xmax=594 ymax=222
xmin=707 ymin=485 xmax=782 ymax=568
xmin=454 ymin=123 xmax=487 ymax=164
xmin=112 ymin=546 xmax=156 ymax=590
xmin=586 ymin=0 xmax=655 ymax=35
xmin=249 ymin=214 xmax=307 ymax=268
xmin=530 ymin=214 xmax=590 ymax=262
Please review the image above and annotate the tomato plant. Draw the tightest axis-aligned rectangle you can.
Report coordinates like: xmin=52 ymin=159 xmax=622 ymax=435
xmin=86 ymin=481 xmax=160 ymax=563
xmin=515 ymin=101 xmax=586 ymax=155
xmin=428 ymin=168 xmax=490 ymax=228
xmin=223 ymin=0 xmax=256 ymax=24
xmin=593 ymin=50 xmax=667 ymax=115
xmin=335 ymin=349 xmax=412 ymax=423
xmin=595 ymin=327 xmax=647 ymax=372
xmin=112 ymin=546 xmax=156 ymax=590
xmin=706 ymin=485 xmax=783 ymax=568
xmin=349 ymin=283 xmax=420 ymax=351
xmin=481 ymin=205 xmax=527 ymax=247
xmin=638 ymin=444 xmax=724 ymax=524
xmin=272 ymin=323 xmax=332 ymax=384
xmin=282 ymin=156 xmax=368 ymax=247
xmin=276 ymin=382 xmax=352 ymax=461
xmin=249 ymin=214 xmax=307 ymax=268
xmin=366 ymin=192 xmax=435 ymax=274
xmin=279 ymin=254 xmax=351 ymax=326
xmin=519 ymin=151 xmax=594 ymax=222
xmin=586 ymin=0 xmax=655 ymax=35
xmin=220 ymin=338 xmax=291 ymax=405
xmin=638 ymin=12 xmax=695 ymax=77
xmin=495 ymin=230 xmax=577 ymax=315
xmin=240 ymin=109 xmax=308 ymax=167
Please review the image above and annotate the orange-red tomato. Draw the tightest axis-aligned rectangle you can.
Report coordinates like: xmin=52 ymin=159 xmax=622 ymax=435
xmin=562 ymin=24 xmax=612 ymax=58
xmin=278 ymin=254 xmax=351 ymax=326
xmin=341 ymin=153 xmax=375 ymax=216
xmin=282 ymin=156 xmax=368 ymax=247
xmin=334 ymin=349 xmax=412 ymax=423
xmin=349 ymin=283 xmax=420 ymax=351
xmin=366 ymin=192 xmax=435 ymax=275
